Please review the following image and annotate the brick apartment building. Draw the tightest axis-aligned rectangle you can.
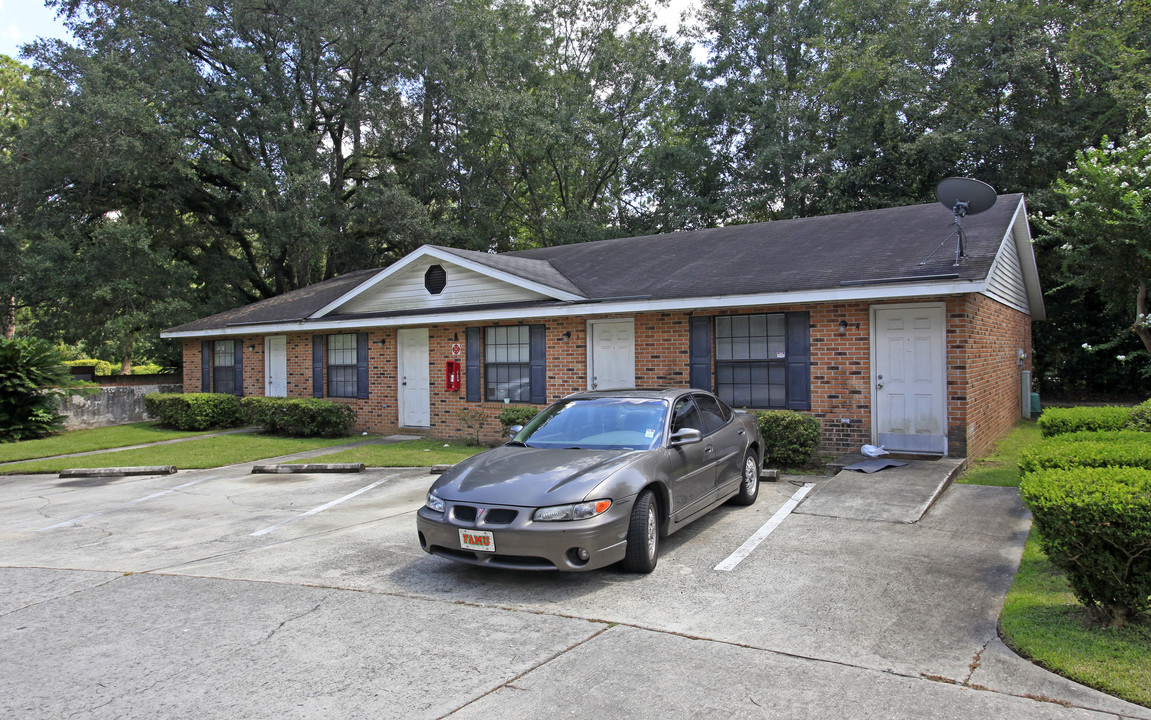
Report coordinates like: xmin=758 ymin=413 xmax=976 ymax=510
xmin=162 ymin=194 xmax=1043 ymax=459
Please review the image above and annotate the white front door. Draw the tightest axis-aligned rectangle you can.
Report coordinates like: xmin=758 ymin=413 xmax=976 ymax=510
xmin=264 ymin=335 xmax=287 ymax=397
xmin=872 ymin=305 xmax=946 ymax=454
xmin=589 ymin=320 xmax=635 ymax=390
xmin=398 ymin=328 xmax=430 ymax=427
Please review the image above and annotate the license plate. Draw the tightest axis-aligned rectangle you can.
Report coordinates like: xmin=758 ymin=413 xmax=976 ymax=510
xmin=459 ymin=529 xmax=495 ymax=553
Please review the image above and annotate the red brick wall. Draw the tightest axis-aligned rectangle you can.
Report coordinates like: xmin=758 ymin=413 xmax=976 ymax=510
xmin=946 ymin=294 xmax=1033 ymax=459
xmin=177 ymin=293 xmax=1034 ymax=458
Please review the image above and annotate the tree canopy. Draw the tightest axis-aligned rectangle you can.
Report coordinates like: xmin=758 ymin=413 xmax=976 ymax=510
xmin=2 ymin=0 xmax=1149 ymax=387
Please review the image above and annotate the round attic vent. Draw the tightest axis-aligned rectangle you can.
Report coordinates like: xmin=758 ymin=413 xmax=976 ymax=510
xmin=424 ymin=264 xmax=447 ymax=294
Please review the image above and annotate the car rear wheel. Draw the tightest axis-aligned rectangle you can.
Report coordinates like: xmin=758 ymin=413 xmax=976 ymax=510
xmin=731 ymin=451 xmax=760 ymax=506
xmin=622 ymin=490 xmax=658 ymax=573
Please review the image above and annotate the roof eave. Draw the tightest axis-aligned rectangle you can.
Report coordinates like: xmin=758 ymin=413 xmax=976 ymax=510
xmin=161 ymin=278 xmax=986 ymax=338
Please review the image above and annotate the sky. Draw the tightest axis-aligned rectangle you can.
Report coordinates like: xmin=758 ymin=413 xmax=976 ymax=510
xmin=0 ymin=0 xmax=697 ymax=62
xmin=0 ymin=0 xmax=73 ymax=60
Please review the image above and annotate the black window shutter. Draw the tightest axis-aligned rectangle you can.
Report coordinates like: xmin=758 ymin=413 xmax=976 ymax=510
xmin=465 ymin=327 xmax=481 ymax=402
xmin=689 ymin=316 xmax=712 ymax=392
xmin=529 ymin=324 xmax=547 ymax=404
xmin=356 ymin=332 xmax=370 ymax=399
xmin=312 ymin=335 xmax=324 ymax=398
xmin=234 ymin=341 xmax=244 ymax=396
xmin=201 ymin=341 xmax=211 ymax=392
xmin=786 ymin=312 xmax=811 ymax=411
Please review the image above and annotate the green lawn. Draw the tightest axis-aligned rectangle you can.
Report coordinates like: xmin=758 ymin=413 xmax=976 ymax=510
xmin=961 ymin=419 xmax=1150 ymax=709
xmin=0 ymin=433 xmax=356 ymax=473
xmin=0 ymin=422 xmax=210 ymax=463
xmin=1000 ymin=535 xmax=1151 ymax=708
xmin=313 ymin=438 xmax=487 ymax=467
xmin=956 ymin=418 xmax=1040 ymax=486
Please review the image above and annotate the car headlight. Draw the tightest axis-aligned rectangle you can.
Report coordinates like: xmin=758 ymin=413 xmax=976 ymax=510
xmin=425 ymin=492 xmax=445 ymax=513
xmin=533 ymin=499 xmax=612 ymax=522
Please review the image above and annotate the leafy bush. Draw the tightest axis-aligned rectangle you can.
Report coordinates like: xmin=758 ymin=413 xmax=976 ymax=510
xmin=1036 ymin=406 xmax=1132 ymax=437
xmin=1124 ymin=399 xmax=1151 ymax=432
xmin=457 ymin=407 xmax=488 ymax=445
xmin=64 ymin=358 xmax=115 ymax=376
xmin=1019 ymin=431 xmax=1151 ymax=473
xmin=755 ymin=410 xmax=821 ymax=467
xmin=1 ymin=338 xmax=95 ymax=442
xmin=1019 ymin=467 xmax=1151 ymax=625
xmin=130 ymin=363 xmax=167 ymax=375
xmin=145 ymin=392 xmax=244 ymax=431
xmin=240 ymin=396 xmax=355 ymax=437
xmin=498 ymin=405 xmax=538 ymax=436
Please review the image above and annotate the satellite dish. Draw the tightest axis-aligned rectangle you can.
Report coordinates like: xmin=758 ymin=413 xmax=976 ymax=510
xmin=921 ymin=177 xmax=998 ymax=266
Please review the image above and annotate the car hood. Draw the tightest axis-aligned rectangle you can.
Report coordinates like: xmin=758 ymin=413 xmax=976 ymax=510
xmin=430 ymin=445 xmax=641 ymax=506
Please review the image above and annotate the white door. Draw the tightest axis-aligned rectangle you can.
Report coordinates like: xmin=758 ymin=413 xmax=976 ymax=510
xmin=264 ymin=335 xmax=287 ymax=397
xmin=398 ymin=328 xmax=430 ymax=427
xmin=589 ymin=320 xmax=635 ymax=390
xmin=872 ymin=305 xmax=946 ymax=454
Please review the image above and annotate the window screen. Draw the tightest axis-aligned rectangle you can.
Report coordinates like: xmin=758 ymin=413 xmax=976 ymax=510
xmin=327 ymin=334 xmax=358 ymax=398
xmin=213 ymin=340 xmax=236 ymax=394
xmin=484 ymin=326 xmax=531 ymax=402
xmin=715 ymin=314 xmax=788 ymax=408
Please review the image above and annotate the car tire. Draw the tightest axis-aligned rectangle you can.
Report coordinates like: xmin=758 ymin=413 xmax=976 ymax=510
xmin=731 ymin=451 xmax=760 ymax=506
xmin=622 ymin=489 xmax=659 ymax=573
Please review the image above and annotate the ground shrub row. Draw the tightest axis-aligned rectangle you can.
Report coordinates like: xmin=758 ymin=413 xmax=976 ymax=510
xmin=1035 ymin=402 xmax=1151 ymax=437
xmin=1019 ymin=410 xmax=1151 ymax=625
xmin=145 ymin=393 xmax=355 ymax=437
xmin=1018 ymin=430 xmax=1151 ymax=473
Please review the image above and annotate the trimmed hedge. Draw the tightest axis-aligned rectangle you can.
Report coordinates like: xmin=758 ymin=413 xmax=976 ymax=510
xmin=144 ymin=393 xmax=244 ymax=431
xmin=1018 ymin=431 xmax=1151 ymax=473
xmin=1125 ymin=399 xmax=1151 ymax=432
xmin=241 ymin=397 xmax=355 ymax=438
xmin=1036 ymin=406 xmax=1132 ymax=437
xmin=64 ymin=359 xmax=116 ymax=376
xmin=1019 ymin=466 xmax=1151 ymax=625
xmin=498 ymin=405 xmax=539 ymax=437
xmin=755 ymin=410 xmax=821 ymax=467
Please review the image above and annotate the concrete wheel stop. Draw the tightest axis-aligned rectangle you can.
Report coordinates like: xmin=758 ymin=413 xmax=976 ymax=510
xmin=59 ymin=466 xmax=177 ymax=478
xmin=251 ymin=463 xmax=366 ymax=474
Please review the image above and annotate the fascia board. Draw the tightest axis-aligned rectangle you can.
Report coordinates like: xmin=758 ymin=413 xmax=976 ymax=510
xmin=161 ymin=279 xmax=984 ymax=339
xmin=307 ymin=246 xmax=583 ymax=320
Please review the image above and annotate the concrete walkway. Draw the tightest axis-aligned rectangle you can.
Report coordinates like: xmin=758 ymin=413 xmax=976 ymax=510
xmin=799 ymin=455 xmax=967 ymax=523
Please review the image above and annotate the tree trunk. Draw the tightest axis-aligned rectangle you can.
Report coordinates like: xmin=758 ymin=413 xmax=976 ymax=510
xmin=120 ymin=335 xmax=134 ymax=375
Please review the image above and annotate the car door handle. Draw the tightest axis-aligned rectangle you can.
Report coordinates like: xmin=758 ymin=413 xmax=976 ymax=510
xmin=705 ymin=446 xmax=714 ymax=453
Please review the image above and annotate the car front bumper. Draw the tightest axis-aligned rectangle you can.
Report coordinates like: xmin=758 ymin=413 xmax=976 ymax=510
xmin=416 ymin=495 xmax=636 ymax=572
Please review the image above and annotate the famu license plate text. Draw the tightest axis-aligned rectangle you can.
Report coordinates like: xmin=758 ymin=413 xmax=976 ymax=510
xmin=459 ymin=529 xmax=495 ymax=552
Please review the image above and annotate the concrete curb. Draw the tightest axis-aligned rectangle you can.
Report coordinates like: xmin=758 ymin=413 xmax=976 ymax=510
xmin=58 ymin=466 xmax=177 ymax=478
xmin=251 ymin=463 xmax=366 ymax=474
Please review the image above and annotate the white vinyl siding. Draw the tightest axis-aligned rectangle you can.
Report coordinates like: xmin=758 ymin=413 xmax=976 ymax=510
xmin=982 ymin=233 xmax=1030 ymax=314
xmin=335 ymin=259 xmax=550 ymax=314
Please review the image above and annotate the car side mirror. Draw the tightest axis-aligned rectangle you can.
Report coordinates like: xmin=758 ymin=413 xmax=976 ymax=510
xmin=669 ymin=428 xmax=702 ymax=447
xmin=508 ymin=425 xmax=523 ymax=438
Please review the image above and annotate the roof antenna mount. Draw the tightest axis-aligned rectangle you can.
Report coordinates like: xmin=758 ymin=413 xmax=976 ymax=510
xmin=920 ymin=177 xmax=997 ymax=266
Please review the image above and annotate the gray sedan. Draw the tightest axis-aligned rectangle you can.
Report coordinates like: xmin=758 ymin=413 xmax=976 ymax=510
xmin=416 ymin=388 xmax=764 ymax=573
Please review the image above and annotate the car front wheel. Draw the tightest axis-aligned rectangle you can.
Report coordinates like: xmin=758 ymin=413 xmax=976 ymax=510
xmin=622 ymin=490 xmax=659 ymax=573
xmin=731 ymin=451 xmax=760 ymax=506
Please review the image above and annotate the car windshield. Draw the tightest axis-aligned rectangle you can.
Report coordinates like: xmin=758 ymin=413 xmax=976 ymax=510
xmin=515 ymin=397 xmax=668 ymax=450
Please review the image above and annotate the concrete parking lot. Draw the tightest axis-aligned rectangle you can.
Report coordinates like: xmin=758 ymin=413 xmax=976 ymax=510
xmin=0 ymin=458 xmax=1147 ymax=719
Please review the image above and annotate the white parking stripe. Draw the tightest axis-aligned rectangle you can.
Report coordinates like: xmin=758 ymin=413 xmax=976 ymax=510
xmin=37 ymin=476 xmax=217 ymax=531
xmin=250 ymin=478 xmax=390 ymax=537
xmin=714 ymin=482 xmax=814 ymax=572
